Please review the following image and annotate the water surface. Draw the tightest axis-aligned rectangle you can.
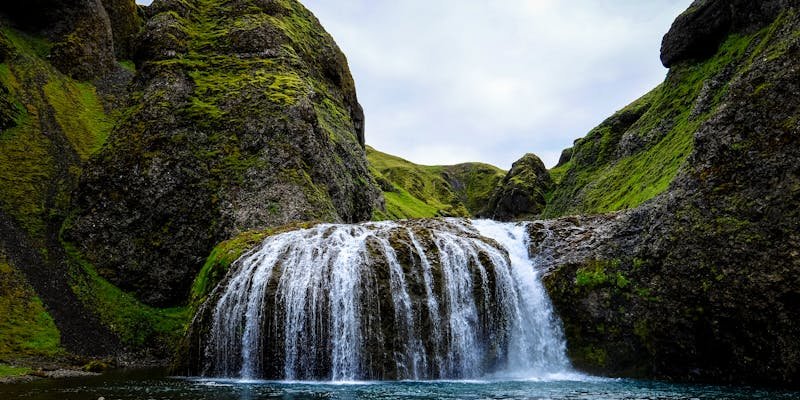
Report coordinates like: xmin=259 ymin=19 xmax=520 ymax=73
xmin=2 ymin=369 xmax=799 ymax=400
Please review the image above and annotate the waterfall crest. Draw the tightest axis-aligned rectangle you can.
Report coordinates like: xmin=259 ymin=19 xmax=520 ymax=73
xmin=190 ymin=219 xmax=572 ymax=381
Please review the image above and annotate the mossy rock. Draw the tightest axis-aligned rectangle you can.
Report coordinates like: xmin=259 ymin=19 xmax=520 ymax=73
xmin=0 ymin=254 xmax=63 ymax=360
xmin=66 ymin=0 xmax=382 ymax=306
xmin=482 ymin=153 xmax=552 ymax=221
xmin=543 ymin=7 xmax=800 ymax=386
xmin=544 ymin=25 xmax=763 ymax=217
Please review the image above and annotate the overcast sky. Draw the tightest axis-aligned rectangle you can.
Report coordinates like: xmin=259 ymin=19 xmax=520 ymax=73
xmin=136 ymin=0 xmax=692 ymax=168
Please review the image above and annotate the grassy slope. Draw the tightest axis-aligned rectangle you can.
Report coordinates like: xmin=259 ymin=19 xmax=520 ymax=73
xmin=367 ymin=146 xmax=505 ymax=220
xmin=0 ymin=28 xmax=117 ymax=238
xmin=544 ymin=28 xmax=767 ymax=217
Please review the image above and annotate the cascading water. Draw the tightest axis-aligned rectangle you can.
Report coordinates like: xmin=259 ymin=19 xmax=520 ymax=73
xmin=189 ymin=219 xmax=574 ymax=381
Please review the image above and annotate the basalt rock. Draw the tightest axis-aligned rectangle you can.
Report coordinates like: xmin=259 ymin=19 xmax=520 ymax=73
xmin=543 ymin=4 xmax=800 ymax=386
xmin=482 ymin=153 xmax=553 ymax=221
xmin=100 ymin=0 xmax=143 ymax=59
xmin=661 ymin=0 xmax=800 ymax=67
xmin=0 ymin=0 xmax=129 ymax=80
xmin=65 ymin=0 xmax=382 ymax=306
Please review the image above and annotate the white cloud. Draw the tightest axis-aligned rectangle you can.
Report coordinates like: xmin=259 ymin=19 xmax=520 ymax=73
xmin=303 ymin=0 xmax=693 ymax=168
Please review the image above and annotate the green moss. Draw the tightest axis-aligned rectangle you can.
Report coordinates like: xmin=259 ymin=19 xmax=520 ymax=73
xmin=548 ymin=161 xmax=571 ymax=185
xmin=118 ymin=60 xmax=136 ymax=73
xmin=63 ymin=241 xmax=189 ymax=348
xmin=189 ymin=221 xmax=320 ymax=309
xmin=544 ymin=22 xmax=783 ymax=217
xmin=0 ymin=256 xmax=63 ymax=359
xmin=43 ymin=80 xmax=112 ymax=161
xmin=0 ymin=26 xmax=114 ymax=240
xmin=576 ymin=261 xmax=610 ymax=288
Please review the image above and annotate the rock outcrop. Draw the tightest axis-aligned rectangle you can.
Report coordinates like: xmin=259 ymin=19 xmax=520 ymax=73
xmin=661 ymin=0 xmax=800 ymax=67
xmin=100 ymin=0 xmax=143 ymax=59
xmin=541 ymin=3 xmax=800 ymax=386
xmin=64 ymin=0 xmax=382 ymax=306
xmin=0 ymin=0 xmax=122 ymax=80
xmin=482 ymin=153 xmax=553 ymax=221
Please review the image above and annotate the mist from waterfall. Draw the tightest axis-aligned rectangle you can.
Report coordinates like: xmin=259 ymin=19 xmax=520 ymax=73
xmin=195 ymin=219 xmax=574 ymax=381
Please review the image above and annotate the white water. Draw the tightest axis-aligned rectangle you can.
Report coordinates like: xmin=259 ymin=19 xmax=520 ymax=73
xmin=201 ymin=219 xmax=574 ymax=381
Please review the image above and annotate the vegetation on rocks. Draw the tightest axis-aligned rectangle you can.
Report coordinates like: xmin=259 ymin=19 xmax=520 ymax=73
xmin=543 ymin=30 xmax=759 ymax=217
xmin=188 ymin=221 xmax=319 ymax=312
xmin=65 ymin=0 xmax=382 ymax=307
xmin=482 ymin=153 xmax=553 ymax=221
xmin=0 ymin=0 xmax=194 ymax=367
xmin=541 ymin=5 xmax=800 ymax=386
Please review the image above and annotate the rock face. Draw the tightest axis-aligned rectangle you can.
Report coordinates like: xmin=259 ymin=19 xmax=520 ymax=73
xmin=1 ymin=0 xmax=118 ymax=80
xmin=100 ymin=0 xmax=142 ymax=59
xmin=0 ymin=0 xmax=142 ymax=79
xmin=482 ymin=153 xmax=553 ymax=221
xmin=542 ymin=3 xmax=800 ymax=386
xmin=0 ymin=5 xmax=131 ymax=357
xmin=542 ymin=0 xmax=800 ymax=218
xmin=661 ymin=0 xmax=800 ymax=67
xmin=65 ymin=0 xmax=382 ymax=306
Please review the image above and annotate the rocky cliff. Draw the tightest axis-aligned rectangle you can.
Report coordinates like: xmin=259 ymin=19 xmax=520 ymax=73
xmin=0 ymin=0 xmax=381 ymax=371
xmin=537 ymin=1 xmax=800 ymax=387
xmin=63 ymin=0 xmax=382 ymax=307
xmin=0 ymin=0 xmax=135 ymax=363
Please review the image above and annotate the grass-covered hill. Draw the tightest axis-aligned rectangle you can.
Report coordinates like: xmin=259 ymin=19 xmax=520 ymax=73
xmin=63 ymin=0 xmax=382 ymax=307
xmin=542 ymin=1 xmax=800 ymax=219
xmin=367 ymin=146 xmax=506 ymax=220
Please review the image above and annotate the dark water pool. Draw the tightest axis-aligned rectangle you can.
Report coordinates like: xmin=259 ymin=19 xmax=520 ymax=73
xmin=1 ymin=369 xmax=799 ymax=400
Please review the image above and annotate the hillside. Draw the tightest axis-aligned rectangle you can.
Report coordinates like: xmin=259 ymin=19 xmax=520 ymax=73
xmin=367 ymin=146 xmax=505 ymax=219
xmin=542 ymin=0 xmax=799 ymax=218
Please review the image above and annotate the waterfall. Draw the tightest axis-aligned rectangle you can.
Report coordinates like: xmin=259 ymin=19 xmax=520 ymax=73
xmin=192 ymin=219 xmax=572 ymax=381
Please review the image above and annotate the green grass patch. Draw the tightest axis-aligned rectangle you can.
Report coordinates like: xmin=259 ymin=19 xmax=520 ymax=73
xmin=0 ymin=364 xmax=31 ymax=378
xmin=0 ymin=256 xmax=63 ymax=359
xmin=43 ymin=80 xmax=112 ymax=161
xmin=118 ymin=60 xmax=136 ymax=73
xmin=576 ymin=262 xmax=609 ymax=288
xmin=367 ymin=146 xmax=504 ymax=219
